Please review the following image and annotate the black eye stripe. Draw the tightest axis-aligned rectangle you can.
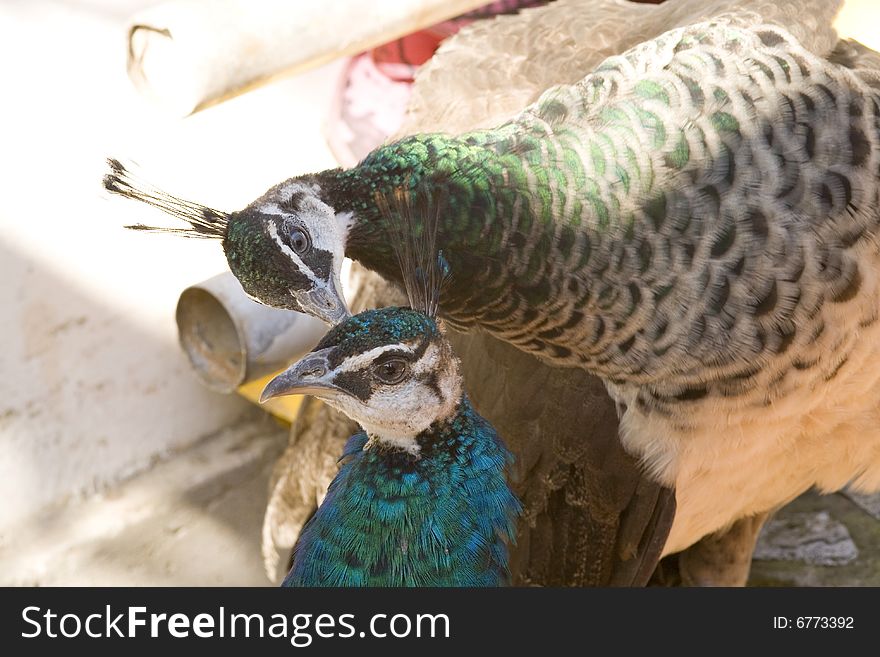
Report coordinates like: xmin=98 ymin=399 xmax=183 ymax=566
xmin=308 ymin=247 xmax=334 ymax=280
xmin=330 ymin=355 xmax=411 ymax=400
xmin=418 ymin=370 xmax=444 ymax=403
xmin=273 ymin=218 xmax=330 ymax=273
xmin=331 ymin=369 xmax=373 ymax=402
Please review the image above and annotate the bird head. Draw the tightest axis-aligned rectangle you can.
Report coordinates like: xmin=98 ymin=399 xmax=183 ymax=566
xmin=260 ymin=307 xmax=462 ymax=454
xmin=224 ymin=178 xmax=352 ymax=325
xmin=103 ymin=161 xmax=351 ymax=325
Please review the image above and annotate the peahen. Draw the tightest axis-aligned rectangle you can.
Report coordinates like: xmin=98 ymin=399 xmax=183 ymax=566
xmin=105 ymin=0 xmax=880 ymax=584
xmin=259 ymin=198 xmax=521 ymax=586
xmin=260 ymin=303 xmax=521 ymax=586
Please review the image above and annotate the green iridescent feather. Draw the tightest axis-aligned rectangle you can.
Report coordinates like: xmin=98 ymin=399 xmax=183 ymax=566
xmin=283 ymin=394 xmax=520 ymax=587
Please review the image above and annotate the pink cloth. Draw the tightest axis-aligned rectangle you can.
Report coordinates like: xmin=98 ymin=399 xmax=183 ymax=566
xmin=326 ymin=1 xmax=553 ymax=165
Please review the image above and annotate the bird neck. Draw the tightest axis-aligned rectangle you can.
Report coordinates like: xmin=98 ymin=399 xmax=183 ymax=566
xmin=312 ymin=131 xmax=642 ymax=370
xmin=314 ymin=132 xmax=515 ymax=286
xmin=316 ymin=112 xmax=688 ymax=380
xmin=283 ymin=395 xmax=521 ymax=587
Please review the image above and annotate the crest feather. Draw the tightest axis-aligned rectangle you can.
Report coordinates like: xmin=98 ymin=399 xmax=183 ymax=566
xmin=375 ymin=184 xmax=451 ymax=318
xmin=103 ymin=159 xmax=228 ymax=239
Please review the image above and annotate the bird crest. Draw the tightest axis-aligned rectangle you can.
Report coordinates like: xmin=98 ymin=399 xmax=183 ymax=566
xmin=102 ymin=159 xmax=229 ymax=239
xmin=375 ymin=183 xmax=451 ymax=319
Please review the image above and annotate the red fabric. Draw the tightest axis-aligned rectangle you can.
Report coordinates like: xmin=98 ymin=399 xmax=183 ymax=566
xmin=368 ymin=0 xmax=559 ymax=82
xmin=370 ymin=27 xmax=460 ymax=81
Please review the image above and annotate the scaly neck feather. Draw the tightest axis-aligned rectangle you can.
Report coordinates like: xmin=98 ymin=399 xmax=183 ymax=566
xmin=311 ymin=131 xmax=625 ymax=351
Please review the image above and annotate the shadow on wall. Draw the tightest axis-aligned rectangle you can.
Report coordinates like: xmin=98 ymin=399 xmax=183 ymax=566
xmin=0 ymin=234 xmax=253 ymax=533
xmin=0 ymin=0 xmax=349 ymax=585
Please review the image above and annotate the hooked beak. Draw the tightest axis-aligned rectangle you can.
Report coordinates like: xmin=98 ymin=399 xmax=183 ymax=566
xmin=260 ymin=348 xmax=340 ymax=403
xmin=292 ymin=277 xmax=350 ymax=326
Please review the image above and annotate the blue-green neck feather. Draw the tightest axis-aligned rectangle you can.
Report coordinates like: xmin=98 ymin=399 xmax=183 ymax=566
xmin=283 ymin=395 xmax=521 ymax=587
xmin=313 ymin=132 xmax=511 ymax=268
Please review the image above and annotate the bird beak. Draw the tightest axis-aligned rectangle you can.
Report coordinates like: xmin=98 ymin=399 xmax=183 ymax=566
xmin=292 ymin=279 xmax=351 ymax=326
xmin=260 ymin=348 xmax=340 ymax=402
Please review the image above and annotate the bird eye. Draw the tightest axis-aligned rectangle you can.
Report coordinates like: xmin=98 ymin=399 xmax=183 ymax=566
xmin=288 ymin=227 xmax=311 ymax=254
xmin=373 ymin=357 xmax=408 ymax=385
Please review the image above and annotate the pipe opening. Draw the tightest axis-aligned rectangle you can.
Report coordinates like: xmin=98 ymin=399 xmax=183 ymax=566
xmin=176 ymin=287 xmax=246 ymax=392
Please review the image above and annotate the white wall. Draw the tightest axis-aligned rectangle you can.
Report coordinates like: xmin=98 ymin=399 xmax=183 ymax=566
xmin=0 ymin=1 xmax=344 ymax=529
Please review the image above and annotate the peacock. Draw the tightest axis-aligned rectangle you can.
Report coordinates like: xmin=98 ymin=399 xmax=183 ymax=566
xmin=257 ymin=192 xmax=521 ymax=586
xmin=105 ymin=0 xmax=880 ymax=584
xmin=260 ymin=303 xmax=521 ymax=586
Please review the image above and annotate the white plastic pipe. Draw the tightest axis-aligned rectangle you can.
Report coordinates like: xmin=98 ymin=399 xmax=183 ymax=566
xmin=127 ymin=0 xmax=490 ymax=115
xmin=176 ymin=272 xmax=327 ymax=393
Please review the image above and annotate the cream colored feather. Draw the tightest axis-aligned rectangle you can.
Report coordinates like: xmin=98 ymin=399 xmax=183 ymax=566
xmin=403 ymin=0 xmax=842 ymax=134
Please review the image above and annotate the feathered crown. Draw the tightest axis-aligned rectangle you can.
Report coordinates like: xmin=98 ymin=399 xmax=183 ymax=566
xmin=375 ymin=184 xmax=451 ymax=319
xmin=103 ymin=159 xmax=229 ymax=239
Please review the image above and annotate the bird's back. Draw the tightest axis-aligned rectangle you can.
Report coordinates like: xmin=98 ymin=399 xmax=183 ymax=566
xmin=402 ymin=0 xmax=880 ymax=556
xmin=264 ymin=0 xmax=879 ymax=580
xmin=413 ymin=18 xmax=880 ymax=387
xmin=404 ymin=0 xmax=845 ymax=134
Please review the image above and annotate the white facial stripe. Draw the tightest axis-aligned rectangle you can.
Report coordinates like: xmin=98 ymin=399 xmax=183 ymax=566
xmin=280 ymin=181 xmax=313 ymax=200
xmin=412 ymin=344 xmax=439 ymax=375
xmin=316 ymin=338 xmax=464 ymax=461
xmin=259 ymin=202 xmax=285 ymax=217
xmin=335 ymin=211 xmax=356 ymax=238
xmin=338 ymin=343 xmax=414 ymax=372
xmin=416 ymin=343 xmax=462 ymax=405
xmin=267 ymin=221 xmax=315 ymax=280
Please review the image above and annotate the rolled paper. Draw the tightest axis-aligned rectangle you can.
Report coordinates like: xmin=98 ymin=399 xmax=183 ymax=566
xmin=126 ymin=0 xmax=491 ymax=115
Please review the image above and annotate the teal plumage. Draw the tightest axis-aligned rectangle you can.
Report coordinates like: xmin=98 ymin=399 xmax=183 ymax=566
xmin=284 ymin=397 xmax=519 ymax=587
xmin=268 ymin=307 xmax=521 ymax=587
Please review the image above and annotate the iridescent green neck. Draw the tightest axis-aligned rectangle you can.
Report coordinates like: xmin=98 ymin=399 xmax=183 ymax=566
xmin=317 ymin=131 xmax=546 ymax=310
xmin=323 ymin=133 xmax=508 ymax=257
xmin=316 ymin=130 xmax=643 ymax=370
xmin=283 ymin=395 xmax=520 ymax=587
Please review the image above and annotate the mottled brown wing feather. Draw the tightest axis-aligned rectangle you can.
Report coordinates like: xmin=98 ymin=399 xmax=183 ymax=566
xmin=447 ymin=322 xmax=674 ymax=586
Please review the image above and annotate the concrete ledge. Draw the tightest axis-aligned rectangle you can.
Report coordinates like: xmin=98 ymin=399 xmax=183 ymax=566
xmin=0 ymin=410 xmax=286 ymax=586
